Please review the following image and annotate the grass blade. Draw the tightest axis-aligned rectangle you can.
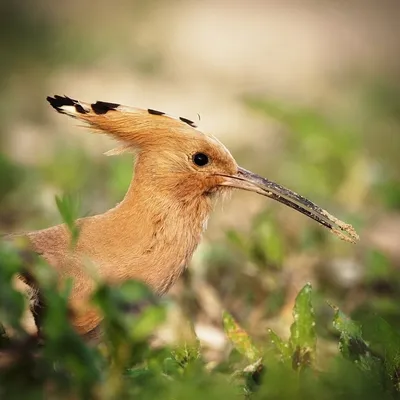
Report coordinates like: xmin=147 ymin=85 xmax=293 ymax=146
xmin=223 ymin=311 xmax=261 ymax=362
xmin=289 ymin=283 xmax=316 ymax=369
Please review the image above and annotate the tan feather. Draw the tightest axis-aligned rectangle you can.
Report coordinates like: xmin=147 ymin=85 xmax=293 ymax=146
xmin=8 ymin=95 xmax=358 ymax=339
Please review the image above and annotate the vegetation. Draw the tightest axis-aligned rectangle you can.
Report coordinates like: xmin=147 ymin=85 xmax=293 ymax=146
xmin=1 ymin=2 xmax=400 ymax=398
xmin=1 ymin=89 xmax=400 ymax=397
xmin=1 ymin=244 xmax=400 ymax=399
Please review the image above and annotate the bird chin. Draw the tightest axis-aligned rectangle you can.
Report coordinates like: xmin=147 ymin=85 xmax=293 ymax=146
xmin=205 ymin=187 xmax=233 ymax=204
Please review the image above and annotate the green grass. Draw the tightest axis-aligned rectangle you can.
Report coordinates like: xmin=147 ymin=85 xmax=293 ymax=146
xmin=1 ymin=243 xmax=400 ymax=399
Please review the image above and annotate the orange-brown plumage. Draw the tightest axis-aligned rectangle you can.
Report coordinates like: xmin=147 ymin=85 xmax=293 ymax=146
xmin=9 ymin=95 xmax=358 ymax=339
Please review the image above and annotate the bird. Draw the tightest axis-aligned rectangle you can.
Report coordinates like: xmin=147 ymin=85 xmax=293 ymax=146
xmin=6 ymin=95 xmax=359 ymax=340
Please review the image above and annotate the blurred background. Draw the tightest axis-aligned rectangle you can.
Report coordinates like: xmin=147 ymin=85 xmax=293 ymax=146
xmin=1 ymin=0 xmax=400 ymax=363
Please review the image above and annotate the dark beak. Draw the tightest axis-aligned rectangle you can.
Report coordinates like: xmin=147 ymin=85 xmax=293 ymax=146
xmin=220 ymin=167 xmax=359 ymax=243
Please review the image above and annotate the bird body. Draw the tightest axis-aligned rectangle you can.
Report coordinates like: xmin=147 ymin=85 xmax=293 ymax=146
xmin=7 ymin=95 xmax=359 ymax=338
xmin=26 ymin=182 xmax=209 ymax=335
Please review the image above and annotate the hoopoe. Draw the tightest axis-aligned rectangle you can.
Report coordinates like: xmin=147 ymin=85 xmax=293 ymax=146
xmin=7 ymin=95 xmax=359 ymax=340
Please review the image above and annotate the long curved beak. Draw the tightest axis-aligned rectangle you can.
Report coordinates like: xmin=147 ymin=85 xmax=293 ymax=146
xmin=219 ymin=167 xmax=359 ymax=243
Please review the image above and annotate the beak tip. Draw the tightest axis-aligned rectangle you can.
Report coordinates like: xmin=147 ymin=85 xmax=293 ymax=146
xmin=321 ymin=210 xmax=360 ymax=243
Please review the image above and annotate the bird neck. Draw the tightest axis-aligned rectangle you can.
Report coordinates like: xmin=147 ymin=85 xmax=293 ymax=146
xmin=77 ymin=166 xmax=212 ymax=294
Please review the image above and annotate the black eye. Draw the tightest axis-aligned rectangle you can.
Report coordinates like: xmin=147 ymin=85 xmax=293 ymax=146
xmin=192 ymin=152 xmax=209 ymax=167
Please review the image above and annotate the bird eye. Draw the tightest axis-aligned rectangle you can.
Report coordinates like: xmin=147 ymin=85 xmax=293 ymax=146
xmin=192 ymin=152 xmax=209 ymax=167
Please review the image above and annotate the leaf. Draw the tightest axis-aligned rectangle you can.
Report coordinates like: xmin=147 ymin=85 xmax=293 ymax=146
xmin=94 ymin=280 xmax=165 ymax=341
xmin=55 ymin=193 xmax=81 ymax=247
xmin=223 ymin=312 xmax=261 ymax=362
xmin=267 ymin=329 xmax=291 ymax=362
xmin=289 ymin=283 xmax=316 ymax=369
xmin=362 ymin=316 xmax=400 ymax=378
xmin=329 ymin=303 xmax=389 ymax=393
xmin=171 ymin=342 xmax=201 ymax=370
xmin=330 ymin=303 xmax=370 ymax=362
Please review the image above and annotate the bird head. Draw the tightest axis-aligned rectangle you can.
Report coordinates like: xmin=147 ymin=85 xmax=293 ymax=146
xmin=47 ymin=95 xmax=359 ymax=243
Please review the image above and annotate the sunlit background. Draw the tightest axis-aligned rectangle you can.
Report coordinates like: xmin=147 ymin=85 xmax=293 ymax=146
xmin=1 ymin=0 xmax=400 ymax=362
